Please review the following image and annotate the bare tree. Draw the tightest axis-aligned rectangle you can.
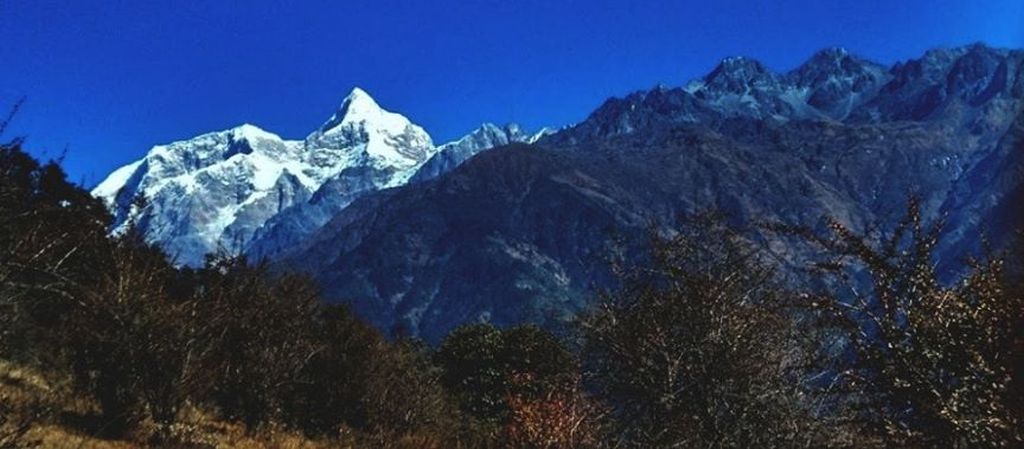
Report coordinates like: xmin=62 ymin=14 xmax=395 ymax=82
xmin=774 ymin=198 xmax=1023 ymax=448
xmin=582 ymin=213 xmax=844 ymax=449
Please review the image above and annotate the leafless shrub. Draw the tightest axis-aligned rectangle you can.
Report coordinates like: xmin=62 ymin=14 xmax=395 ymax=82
xmin=503 ymin=376 xmax=608 ymax=449
xmin=772 ymin=198 xmax=1023 ymax=448
xmin=582 ymin=212 xmax=846 ymax=448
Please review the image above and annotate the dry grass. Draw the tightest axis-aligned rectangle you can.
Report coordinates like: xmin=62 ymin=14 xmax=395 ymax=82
xmin=27 ymin=425 xmax=137 ymax=449
xmin=23 ymin=423 xmax=342 ymax=449
xmin=1 ymin=360 xmax=344 ymax=449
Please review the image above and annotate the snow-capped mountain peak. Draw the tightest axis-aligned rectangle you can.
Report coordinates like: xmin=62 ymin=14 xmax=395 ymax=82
xmin=307 ymin=87 xmax=434 ymax=170
xmin=319 ymin=87 xmax=393 ymax=133
xmin=92 ymin=160 xmax=144 ymax=208
xmin=93 ymin=123 xmax=293 ymax=207
xmin=231 ymin=123 xmax=284 ymax=143
xmin=93 ymin=84 xmax=557 ymax=265
xmin=92 ymin=87 xmax=480 ymax=266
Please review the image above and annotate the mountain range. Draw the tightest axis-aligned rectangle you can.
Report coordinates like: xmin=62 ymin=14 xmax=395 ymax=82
xmin=93 ymin=88 xmax=547 ymax=266
xmin=94 ymin=44 xmax=1024 ymax=341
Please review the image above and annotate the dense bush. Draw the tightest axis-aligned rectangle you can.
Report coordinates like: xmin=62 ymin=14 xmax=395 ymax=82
xmin=0 ymin=139 xmax=110 ymax=364
xmin=62 ymin=232 xmax=197 ymax=436
xmin=435 ymin=323 xmax=577 ymax=426
xmin=287 ymin=304 xmax=383 ymax=434
xmin=196 ymin=257 xmax=321 ymax=429
xmin=360 ymin=339 xmax=458 ymax=446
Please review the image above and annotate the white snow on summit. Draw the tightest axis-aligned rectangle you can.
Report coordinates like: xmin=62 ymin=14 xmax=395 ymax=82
xmin=307 ymin=87 xmax=435 ymax=174
xmin=93 ymin=159 xmax=143 ymax=208
xmin=93 ymin=87 xmax=553 ymax=266
xmin=91 ymin=88 xmax=455 ymax=266
xmin=320 ymin=88 xmax=408 ymax=137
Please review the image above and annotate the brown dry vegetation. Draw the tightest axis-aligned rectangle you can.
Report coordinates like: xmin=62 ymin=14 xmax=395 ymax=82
xmin=1 ymin=360 xmax=340 ymax=449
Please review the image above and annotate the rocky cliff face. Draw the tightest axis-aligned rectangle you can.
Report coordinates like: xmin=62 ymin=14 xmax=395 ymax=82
xmin=409 ymin=123 xmax=552 ymax=183
xmin=92 ymin=124 xmax=312 ymax=265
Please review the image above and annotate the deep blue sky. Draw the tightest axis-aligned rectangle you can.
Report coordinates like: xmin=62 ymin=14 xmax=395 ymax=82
xmin=2 ymin=1 xmax=1022 ymax=186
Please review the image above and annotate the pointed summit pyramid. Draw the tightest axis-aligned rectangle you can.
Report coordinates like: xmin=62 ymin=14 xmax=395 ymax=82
xmin=314 ymin=87 xmax=415 ymax=139
xmin=307 ymin=87 xmax=435 ymax=168
xmin=318 ymin=87 xmax=388 ymax=132
xmin=702 ymin=56 xmax=781 ymax=93
xmin=337 ymin=87 xmax=381 ymax=114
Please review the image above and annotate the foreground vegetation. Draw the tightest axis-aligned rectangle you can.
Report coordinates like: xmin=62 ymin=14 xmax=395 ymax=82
xmin=1 ymin=130 xmax=1021 ymax=448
